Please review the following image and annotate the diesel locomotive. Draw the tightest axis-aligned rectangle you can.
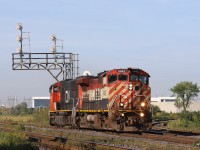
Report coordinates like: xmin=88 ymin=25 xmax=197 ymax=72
xmin=49 ymin=68 xmax=152 ymax=131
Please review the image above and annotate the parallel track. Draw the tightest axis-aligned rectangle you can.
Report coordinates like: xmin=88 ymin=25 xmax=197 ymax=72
xmin=0 ymin=120 xmax=200 ymax=150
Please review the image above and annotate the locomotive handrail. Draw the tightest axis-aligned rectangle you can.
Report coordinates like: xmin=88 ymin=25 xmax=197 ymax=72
xmin=70 ymin=98 xmax=80 ymax=109
xmin=109 ymin=95 xmax=120 ymax=110
xmin=75 ymin=98 xmax=80 ymax=108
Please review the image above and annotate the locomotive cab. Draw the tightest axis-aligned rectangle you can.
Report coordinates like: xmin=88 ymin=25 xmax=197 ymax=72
xmin=49 ymin=82 xmax=61 ymax=111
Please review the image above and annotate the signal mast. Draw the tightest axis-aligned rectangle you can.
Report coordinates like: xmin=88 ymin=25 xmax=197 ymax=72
xmin=12 ymin=23 xmax=79 ymax=81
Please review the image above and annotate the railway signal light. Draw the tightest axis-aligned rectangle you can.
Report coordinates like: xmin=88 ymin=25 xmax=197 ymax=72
xmin=16 ymin=23 xmax=31 ymax=54
xmin=50 ymin=34 xmax=56 ymax=41
xmin=49 ymin=34 xmax=64 ymax=53
xmin=16 ymin=23 xmax=23 ymax=30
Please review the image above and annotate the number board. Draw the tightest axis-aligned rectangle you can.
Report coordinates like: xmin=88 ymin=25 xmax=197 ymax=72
xmin=117 ymin=69 xmax=127 ymax=73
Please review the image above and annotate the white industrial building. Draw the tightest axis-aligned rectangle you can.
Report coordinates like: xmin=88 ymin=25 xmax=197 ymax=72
xmin=151 ymin=97 xmax=200 ymax=113
xmin=151 ymin=97 xmax=176 ymax=103
xmin=32 ymin=97 xmax=50 ymax=108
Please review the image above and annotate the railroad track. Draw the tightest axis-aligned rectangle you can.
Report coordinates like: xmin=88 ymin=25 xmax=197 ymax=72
xmin=0 ymin=120 xmax=200 ymax=150
xmin=0 ymin=126 xmax=131 ymax=150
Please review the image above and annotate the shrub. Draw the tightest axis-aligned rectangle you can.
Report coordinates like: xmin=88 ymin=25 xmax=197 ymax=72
xmin=193 ymin=139 xmax=200 ymax=147
xmin=153 ymin=111 xmax=170 ymax=121
xmin=10 ymin=102 xmax=30 ymax=116
xmin=0 ymin=132 xmax=38 ymax=150
xmin=32 ymin=108 xmax=49 ymax=125
xmin=179 ymin=111 xmax=192 ymax=121
xmin=168 ymin=111 xmax=200 ymax=131
xmin=151 ymin=105 xmax=161 ymax=115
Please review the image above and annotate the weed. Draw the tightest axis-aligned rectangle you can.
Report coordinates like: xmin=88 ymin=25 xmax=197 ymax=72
xmin=193 ymin=139 xmax=200 ymax=147
xmin=0 ymin=132 xmax=38 ymax=150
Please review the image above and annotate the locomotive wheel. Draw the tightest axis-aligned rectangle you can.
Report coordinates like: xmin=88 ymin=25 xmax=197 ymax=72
xmin=140 ymin=122 xmax=151 ymax=131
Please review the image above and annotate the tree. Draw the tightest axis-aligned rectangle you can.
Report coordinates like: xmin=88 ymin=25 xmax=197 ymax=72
xmin=151 ymin=105 xmax=161 ymax=115
xmin=11 ymin=102 xmax=28 ymax=115
xmin=170 ymin=81 xmax=200 ymax=111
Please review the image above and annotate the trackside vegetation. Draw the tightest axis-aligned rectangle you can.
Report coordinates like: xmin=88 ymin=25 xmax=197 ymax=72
xmin=0 ymin=132 xmax=38 ymax=150
xmin=167 ymin=111 xmax=200 ymax=131
xmin=0 ymin=102 xmax=48 ymax=149
xmin=152 ymin=108 xmax=200 ymax=132
xmin=1 ymin=102 xmax=200 ymax=149
xmin=2 ymin=102 xmax=200 ymax=131
xmin=0 ymin=102 xmax=49 ymax=125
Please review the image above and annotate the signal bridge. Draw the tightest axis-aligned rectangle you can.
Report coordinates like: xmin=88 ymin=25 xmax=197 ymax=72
xmin=12 ymin=23 xmax=79 ymax=81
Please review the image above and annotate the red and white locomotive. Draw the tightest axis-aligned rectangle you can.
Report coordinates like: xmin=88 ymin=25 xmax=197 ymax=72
xmin=49 ymin=68 xmax=152 ymax=131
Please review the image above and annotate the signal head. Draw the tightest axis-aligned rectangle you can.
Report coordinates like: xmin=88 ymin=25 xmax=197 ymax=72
xmin=50 ymin=34 xmax=56 ymax=41
xmin=16 ymin=35 xmax=22 ymax=42
xmin=51 ymin=46 xmax=56 ymax=53
xmin=16 ymin=47 xmax=22 ymax=53
xmin=16 ymin=23 xmax=23 ymax=30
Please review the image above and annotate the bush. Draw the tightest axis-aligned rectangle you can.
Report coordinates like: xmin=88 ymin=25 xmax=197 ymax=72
xmin=153 ymin=111 xmax=171 ymax=121
xmin=151 ymin=105 xmax=161 ymax=115
xmin=192 ymin=111 xmax=200 ymax=125
xmin=32 ymin=108 xmax=49 ymax=125
xmin=0 ymin=132 xmax=38 ymax=150
xmin=168 ymin=111 xmax=200 ymax=131
xmin=179 ymin=110 xmax=192 ymax=121
xmin=178 ymin=111 xmax=200 ymax=127
xmin=10 ymin=102 xmax=29 ymax=116
xmin=193 ymin=139 xmax=200 ymax=147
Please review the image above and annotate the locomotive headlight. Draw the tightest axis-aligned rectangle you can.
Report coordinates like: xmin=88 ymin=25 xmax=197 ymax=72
xmin=141 ymin=102 xmax=145 ymax=107
xmin=129 ymin=84 xmax=133 ymax=91
xmin=119 ymin=102 xmax=124 ymax=107
xmin=121 ymin=113 xmax=124 ymax=117
xmin=140 ymin=113 xmax=144 ymax=117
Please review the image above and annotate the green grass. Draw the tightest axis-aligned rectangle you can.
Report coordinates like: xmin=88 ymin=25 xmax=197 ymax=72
xmin=0 ymin=132 xmax=38 ymax=150
xmin=167 ymin=119 xmax=200 ymax=132
xmin=1 ymin=111 xmax=200 ymax=149
xmin=0 ymin=114 xmax=35 ymax=123
xmin=0 ymin=108 xmax=49 ymax=126
xmin=32 ymin=108 xmax=49 ymax=126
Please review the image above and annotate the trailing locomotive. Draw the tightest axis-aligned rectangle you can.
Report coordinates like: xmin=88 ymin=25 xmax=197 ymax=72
xmin=49 ymin=68 xmax=152 ymax=131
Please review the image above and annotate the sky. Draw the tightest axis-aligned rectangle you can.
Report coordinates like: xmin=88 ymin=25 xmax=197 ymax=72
xmin=0 ymin=0 xmax=200 ymax=105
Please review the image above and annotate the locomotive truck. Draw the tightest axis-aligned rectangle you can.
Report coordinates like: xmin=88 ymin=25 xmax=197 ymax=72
xmin=49 ymin=68 xmax=152 ymax=131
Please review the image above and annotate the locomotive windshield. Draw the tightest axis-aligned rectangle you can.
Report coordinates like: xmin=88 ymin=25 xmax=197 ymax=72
xmin=139 ymin=75 xmax=149 ymax=85
xmin=118 ymin=74 xmax=128 ymax=81
xmin=130 ymin=74 xmax=149 ymax=85
xmin=108 ymin=74 xmax=117 ymax=83
xmin=130 ymin=74 xmax=138 ymax=81
xmin=108 ymin=74 xmax=128 ymax=83
xmin=53 ymin=86 xmax=59 ymax=92
xmin=108 ymin=73 xmax=148 ymax=85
